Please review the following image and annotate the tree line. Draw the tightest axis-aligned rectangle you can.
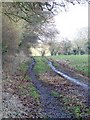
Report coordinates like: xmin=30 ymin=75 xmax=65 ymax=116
xmin=2 ymin=1 xmax=89 ymax=70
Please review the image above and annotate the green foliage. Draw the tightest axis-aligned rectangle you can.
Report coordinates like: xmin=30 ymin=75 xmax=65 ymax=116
xmin=73 ymin=106 xmax=81 ymax=117
xmin=24 ymin=76 xmax=31 ymax=81
xmin=61 ymin=95 xmax=90 ymax=118
xmin=50 ymin=90 xmax=60 ymax=97
xmin=34 ymin=57 xmax=50 ymax=74
xmin=71 ymin=106 xmax=90 ymax=118
xmin=28 ymin=83 xmax=40 ymax=101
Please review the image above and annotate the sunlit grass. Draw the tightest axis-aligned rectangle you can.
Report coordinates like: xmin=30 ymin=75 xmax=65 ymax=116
xmin=34 ymin=56 xmax=50 ymax=74
xmin=48 ymin=55 xmax=89 ymax=76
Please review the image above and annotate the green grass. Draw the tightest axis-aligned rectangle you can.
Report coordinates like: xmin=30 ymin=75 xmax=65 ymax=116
xmin=50 ymin=90 xmax=88 ymax=117
xmin=19 ymin=60 xmax=40 ymax=101
xmin=57 ymin=93 xmax=90 ymax=118
xmin=28 ymin=83 xmax=40 ymax=101
xmin=71 ymin=105 xmax=90 ymax=118
xmin=19 ymin=61 xmax=29 ymax=72
xmin=48 ymin=55 xmax=89 ymax=76
xmin=19 ymin=82 xmax=40 ymax=101
xmin=19 ymin=60 xmax=32 ymax=72
xmin=24 ymin=76 xmax=32 ymax=81
xmin=34 ymin=56 xmax=50 ymax=74
xmin=50 ymin=90 xmax=60 ymax=97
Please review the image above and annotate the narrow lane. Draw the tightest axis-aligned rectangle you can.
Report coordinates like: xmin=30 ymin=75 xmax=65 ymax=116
xmin=28 ymin=58 xmax=75 ymax=118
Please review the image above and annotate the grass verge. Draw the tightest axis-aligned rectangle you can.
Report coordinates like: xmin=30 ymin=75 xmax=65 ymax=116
xmin=19 ymin=60 xmax=40 ymax=101
xmin=34 ymin=56 xmax=50 ymax=74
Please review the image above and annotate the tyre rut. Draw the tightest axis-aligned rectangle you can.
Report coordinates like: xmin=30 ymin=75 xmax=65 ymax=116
xmin=28 ymin=58 xmax=75 ymax=118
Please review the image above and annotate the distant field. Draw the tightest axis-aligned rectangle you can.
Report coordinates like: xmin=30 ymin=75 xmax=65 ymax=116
xmin=48 ymin=55 xmax=89 ymax=76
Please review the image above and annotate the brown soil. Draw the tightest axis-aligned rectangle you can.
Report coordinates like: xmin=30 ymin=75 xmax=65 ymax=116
xmin=3 ymin=67 xmax=44 ymax=118
xmin=2 ymin=54 xmax=43 ymax=118
xmin=39 ymin=68 xmax=89 ymax=117
xmin=53 ymin=59 xmax=89 ymax=84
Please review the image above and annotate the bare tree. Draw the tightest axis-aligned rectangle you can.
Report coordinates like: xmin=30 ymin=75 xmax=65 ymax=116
xmin=2 ymin=15 xmax=22 ymax=75
xmin=73 ymin=27 xmax=88 ymax=54
xmin=2 ymin=1 xmax=88 ymax=23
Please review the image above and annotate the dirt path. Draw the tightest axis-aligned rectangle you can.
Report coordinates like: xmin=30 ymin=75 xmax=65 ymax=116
xmin=28 ymin=58 xmax=75 ymax=118
xmin=47 ymin=60 xmax=89 ymax=90
xmin=47 ymin=59 xmax=89 ymax=105
xmin=2 ymin=56 xmax=89 ymax=118
xmin=53 ymin=59 xmax=89 ymax=85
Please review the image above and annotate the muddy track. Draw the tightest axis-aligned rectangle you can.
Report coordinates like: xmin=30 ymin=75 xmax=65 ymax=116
xmin=28 ymin=58 xmax=75 ymax=118
xmin=47 ymin=60 xmax=89 ymax=90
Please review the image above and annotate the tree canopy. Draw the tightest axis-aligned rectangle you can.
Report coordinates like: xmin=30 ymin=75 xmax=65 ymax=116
xmin=2 ymin=1 xmax=88 ymax=57
xmin=2 ymin=1 xmax=89 ymax=23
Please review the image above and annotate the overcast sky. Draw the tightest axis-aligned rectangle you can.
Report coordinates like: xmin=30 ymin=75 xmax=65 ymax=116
xmin=54 ymin=3 xmax=88 ymax=41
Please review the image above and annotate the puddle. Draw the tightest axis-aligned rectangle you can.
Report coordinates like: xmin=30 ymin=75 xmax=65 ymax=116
xmin=48 ymin=61 xmax=89 ymax=90
xmin=28 ymin=58 xmax=74 ymax=118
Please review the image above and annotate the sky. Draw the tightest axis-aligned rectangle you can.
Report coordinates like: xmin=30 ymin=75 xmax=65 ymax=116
xmin=54 ymin=3 xmax=88 ymax=41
